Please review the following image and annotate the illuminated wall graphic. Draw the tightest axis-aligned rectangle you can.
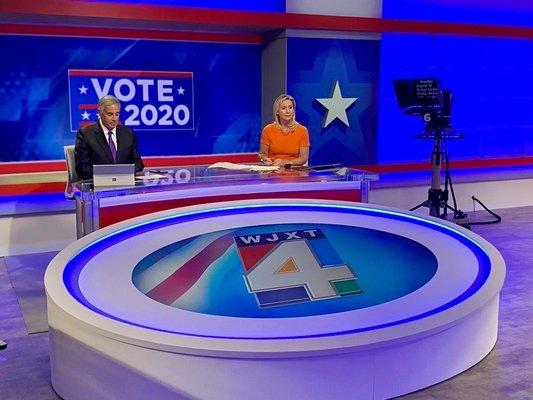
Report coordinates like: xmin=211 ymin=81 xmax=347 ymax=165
xmin=287 ymin=38 xmax=380 ymax=166
xmin=69 ymin=69 xmax=195 ymax=132
xmin=0 ymin=35 xmax=261 ymax=162
xmin=0 ymin=1 xmax=531 ymax=164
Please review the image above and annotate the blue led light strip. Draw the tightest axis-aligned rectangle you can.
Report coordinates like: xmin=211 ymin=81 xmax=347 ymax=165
xmin=62 ymin=203 xmax=492 ymax=340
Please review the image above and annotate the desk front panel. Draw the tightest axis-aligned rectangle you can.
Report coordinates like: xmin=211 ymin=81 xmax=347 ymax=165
xmin=99 ymin=183 xmax=361 ymax=228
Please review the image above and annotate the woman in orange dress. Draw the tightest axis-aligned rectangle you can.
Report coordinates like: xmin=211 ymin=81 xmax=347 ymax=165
xmin=258 ymin=94 xmax=310 ymax=167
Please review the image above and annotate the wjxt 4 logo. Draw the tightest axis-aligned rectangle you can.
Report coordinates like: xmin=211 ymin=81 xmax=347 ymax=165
xmin=234 ymin=229 xmax=362 ymax=308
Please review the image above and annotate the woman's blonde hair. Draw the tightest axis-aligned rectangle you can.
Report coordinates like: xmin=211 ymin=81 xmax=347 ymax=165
xmin=273 ymin=94 xmax=298 ymax=129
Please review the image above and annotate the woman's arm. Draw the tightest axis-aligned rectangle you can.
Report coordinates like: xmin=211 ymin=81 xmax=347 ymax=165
xmin=258 ymin=143 xmax=273 ymax=165
xmin=294 ymin=146 xmax=309 ymax=166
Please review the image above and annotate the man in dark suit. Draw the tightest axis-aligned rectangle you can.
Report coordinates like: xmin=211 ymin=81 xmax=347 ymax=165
xmin=74 ymin=95 xmax=144 ymax=180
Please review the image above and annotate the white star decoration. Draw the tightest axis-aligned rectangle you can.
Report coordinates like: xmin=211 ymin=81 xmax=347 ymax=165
xmin=316 ymin=81 xmax=357 ymax=128
xmin=79 ymin=85 xmax=88 ymax=95
xmin=81 ymin=111 xmax=90 ymax=120
xmin=177 ymin=86 xmax=185 ymax=95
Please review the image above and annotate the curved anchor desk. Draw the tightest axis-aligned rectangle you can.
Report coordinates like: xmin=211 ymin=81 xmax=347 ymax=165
xmin=73 ymin=165 xmax=378 ymax=237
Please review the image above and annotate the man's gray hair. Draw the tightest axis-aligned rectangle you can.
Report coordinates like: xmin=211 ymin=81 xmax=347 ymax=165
xmin=98 ymin=95 xmax=120 ymax=110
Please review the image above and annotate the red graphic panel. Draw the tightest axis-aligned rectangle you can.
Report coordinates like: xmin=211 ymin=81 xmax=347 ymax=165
xmin=237 ymin=243 xmax=277 ymax=272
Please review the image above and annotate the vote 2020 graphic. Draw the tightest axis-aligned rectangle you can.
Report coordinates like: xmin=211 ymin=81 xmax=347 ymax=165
xmin=132 ymin=223 xmax=437 ymax=318
xmin=68 ymin=69 xmax=194 ymax=132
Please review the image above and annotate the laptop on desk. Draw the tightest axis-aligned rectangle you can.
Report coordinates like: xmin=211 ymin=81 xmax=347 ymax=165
xmin=93 ymin=164 xmax=135 ymax=187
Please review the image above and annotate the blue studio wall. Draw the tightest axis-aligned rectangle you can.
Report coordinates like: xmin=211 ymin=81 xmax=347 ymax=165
xmin=0 ymin=35 xmax=261 ymax=162
xmin=383 ymin=0 xmax=533 ymax=27
xmin=0 ymin=1 xmax=530 ymax=166
xmin=378 ymin=34 xmax=533 ymax=163
xmin=378 ymin=0 xmax=533 ymax=163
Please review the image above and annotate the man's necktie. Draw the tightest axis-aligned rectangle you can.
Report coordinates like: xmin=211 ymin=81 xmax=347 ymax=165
xmin=107 ymin=131 xmax=117 ymax=163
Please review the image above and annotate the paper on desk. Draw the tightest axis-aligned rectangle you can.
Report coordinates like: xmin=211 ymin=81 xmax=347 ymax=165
xmin=135 ymin=173 xmax=167 ymax=180
xmin=208 ymin=162 xmax=279 ymax=172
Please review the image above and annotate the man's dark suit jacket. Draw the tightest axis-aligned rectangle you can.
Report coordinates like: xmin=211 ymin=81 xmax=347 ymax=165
xmin=74 ymin=123 xmax=145 ymax=180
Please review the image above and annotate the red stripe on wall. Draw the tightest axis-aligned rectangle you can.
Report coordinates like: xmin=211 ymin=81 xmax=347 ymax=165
xmin=0 ymin=182 xmax=65 ymax=196
xmin=1 ymin=1 xmax=532 ymax=39
xmin=1 ymin=155 xmax=532 ymax=175
xmin=0 ymin=161 xmax=67 ymax=174
xmin=1 ymin=156 xmax=531 ymax=196
xmin=357 ymin=156 xmax=533 ymax=173
xmin=0 ymin=154 xmax=258 ymax=174
xmin=0 ymin=24 xmax=262 ymax=44
xmin=69 ymin=70 xmax=193 ymax=77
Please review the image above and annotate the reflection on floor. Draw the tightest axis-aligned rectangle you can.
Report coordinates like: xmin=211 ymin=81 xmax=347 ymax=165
xmin=0 ymin=206 xmax=532 ymax=400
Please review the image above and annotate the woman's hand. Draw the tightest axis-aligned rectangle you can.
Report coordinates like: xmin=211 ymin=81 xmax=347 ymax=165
xmin=273 ymin=158 xmax=287 ymax=166
xmin=261 ymin=157 xmax=273 ymax=165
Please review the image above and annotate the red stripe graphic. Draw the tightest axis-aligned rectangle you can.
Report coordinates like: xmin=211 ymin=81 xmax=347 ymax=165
xmin=69 ymin=70 xmax=193 ymax=78
xmin=1 ymin=155 xmax=531 ymax=176
xmin=147 ymin=234 xmax=234 ymax=305
xmin=0 ymin=23 xmax=262 ymax=44
xmin=0 ymin=153 xmax=259 ymax=174
xmin=1 ymin=2 xmax=531 ymax=39
xmin=78 ymin=104 xmax=98 ymax=109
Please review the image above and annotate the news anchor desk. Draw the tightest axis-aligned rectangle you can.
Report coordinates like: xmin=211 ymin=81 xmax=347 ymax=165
xmin=73 ymin=165 xmax=378 ymax=238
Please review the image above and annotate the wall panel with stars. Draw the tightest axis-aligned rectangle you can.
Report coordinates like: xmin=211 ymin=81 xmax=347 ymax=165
xmin=287 ymin=37 xmax=380 ymax=166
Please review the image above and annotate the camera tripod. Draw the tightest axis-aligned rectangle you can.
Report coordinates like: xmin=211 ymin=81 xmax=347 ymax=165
xmin=410 ymin=131 xmax=470 ymax=229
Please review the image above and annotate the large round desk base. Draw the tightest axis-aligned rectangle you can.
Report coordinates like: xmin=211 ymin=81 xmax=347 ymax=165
xmin=49 ymin=300 xmax=498 ymax=400
xmin=46 ymin=200 xmax=504 ymax=400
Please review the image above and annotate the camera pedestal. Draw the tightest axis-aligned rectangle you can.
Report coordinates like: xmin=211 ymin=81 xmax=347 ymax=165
xmin=409 ymin=133 xmax=470 ymax=229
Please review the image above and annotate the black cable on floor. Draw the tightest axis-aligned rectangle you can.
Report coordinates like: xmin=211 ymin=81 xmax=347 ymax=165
xmin=469 ymin=196 xmax=502 ymax=225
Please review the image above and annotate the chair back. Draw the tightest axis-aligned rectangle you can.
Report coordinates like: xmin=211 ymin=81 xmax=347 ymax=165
xmin=64 ymin=145 xmax=78 ymax=199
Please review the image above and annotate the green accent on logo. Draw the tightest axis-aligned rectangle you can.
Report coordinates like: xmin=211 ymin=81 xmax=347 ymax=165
xmin=333 ymin=279 xmax=363 ymax=296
